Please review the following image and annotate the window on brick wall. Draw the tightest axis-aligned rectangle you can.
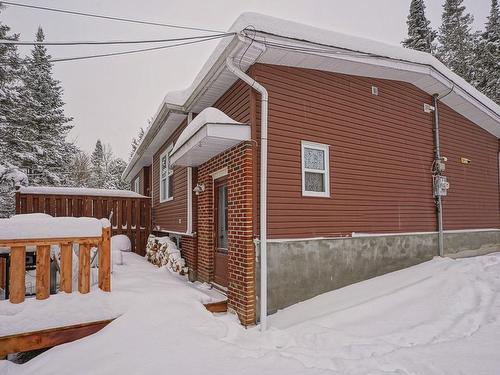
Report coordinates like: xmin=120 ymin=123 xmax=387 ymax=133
xmin=301 ymin=140 xmax=330 ymax=197
xmin=160 ymin=144 xmax=173 ymax=202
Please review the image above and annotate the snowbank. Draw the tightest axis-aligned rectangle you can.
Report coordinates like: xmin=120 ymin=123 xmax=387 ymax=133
xmin=18 ymin=186 xmax=146 ymax=198
xmin=0 ymin=215 xmax=106 ymax=240
xmin=2 ymin=252 xmax=500 ymax=375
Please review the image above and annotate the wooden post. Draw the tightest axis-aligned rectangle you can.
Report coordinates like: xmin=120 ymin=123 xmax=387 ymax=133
xmin=9 ymin=246 xmax=26 ymax=304
xmin=36 ymin=245 xmax=50 ymax=300
xmin=78 ymin=243 xmax=90 ymax=294
xmin=60 ymin=243 xmax=72 ymax=293
xmin=0 ymin=258 xmax=5 ymax=290
xmin=98 ymin=227 xmax=111 ymax=292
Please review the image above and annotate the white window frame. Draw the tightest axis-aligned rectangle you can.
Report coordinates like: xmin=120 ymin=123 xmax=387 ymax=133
xmin=134 ymin=178 xmax=140 ymax=194
xmin=160 ymin=144 xmax=174 ymax=203
xmin=301 ymin=140 xmax=330 ymax=198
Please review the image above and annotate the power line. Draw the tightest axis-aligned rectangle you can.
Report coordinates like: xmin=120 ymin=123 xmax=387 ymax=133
xmin=0 ymin=32 xmax=234 ymax=46
xmin=0 ymin=34 xmax=230 ymax=64
xmin=0 ymin=1 xmax=225 ymax=34
xmin=51 ymin=35 xmax=229 ymax=63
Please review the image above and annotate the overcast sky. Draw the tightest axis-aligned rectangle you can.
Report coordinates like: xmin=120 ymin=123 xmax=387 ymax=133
xmin=1 ymin=0 xmax=492 ymax=160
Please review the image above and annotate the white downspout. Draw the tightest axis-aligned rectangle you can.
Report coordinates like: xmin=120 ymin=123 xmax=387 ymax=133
xmin=186 ymin=112 xmax=194 ymax=235
xmin=226 ymin=57 xmax=269 ymax=332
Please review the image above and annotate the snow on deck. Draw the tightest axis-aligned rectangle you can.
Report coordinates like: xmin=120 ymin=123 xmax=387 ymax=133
xmin=0 ymin=253 xmax=223 ymax=337
xmin=18 ymin=186 xmax=146 ymax=198
xmin=0 ymin=215 xmax=109 ymax=241
xmin=2 ymin=253 xmax=500 ymax=375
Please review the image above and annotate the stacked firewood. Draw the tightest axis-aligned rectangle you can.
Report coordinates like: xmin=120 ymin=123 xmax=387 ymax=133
xmin=145 ymin=235 xmax=186 ymax=274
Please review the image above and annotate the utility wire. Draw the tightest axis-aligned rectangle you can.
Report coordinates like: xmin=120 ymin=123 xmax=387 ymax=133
xmin=0 ymin=1 xmax=225 ymax=34
xmin=0 ymin=32 xmax=234 ymax=46
xmin=51 ymin=35 xmax=228 ymax=63
xmin=0 ymin=34 xmax=230 ymax=64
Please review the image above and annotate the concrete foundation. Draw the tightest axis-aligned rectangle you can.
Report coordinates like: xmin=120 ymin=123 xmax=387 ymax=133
xmin=257 ymin=230 xmax=500 ymax=316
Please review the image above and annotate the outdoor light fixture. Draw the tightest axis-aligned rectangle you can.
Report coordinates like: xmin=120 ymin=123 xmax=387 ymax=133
xmin=193 ymin=183 xmax=205 ymax=195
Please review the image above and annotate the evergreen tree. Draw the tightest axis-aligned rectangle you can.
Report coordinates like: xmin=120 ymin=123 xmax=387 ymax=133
xmin=436 ymin=0 xmax=476 ymax=80
xmin=70 ymin=151 xmax=92 ymax=187
xmin=16 ymin=27 xmax=74 ymax=186
xmin=0 ymin=163 xmax=28 ymax=218
xmin=474 ymin=0 xmax=500 ymax=104
xmin=0 ymin=7 xmax=24 ymax=217
xmin=402 ymin=0 xmax=436 ymax=53
xmin=107 ymin=157 xmax=128 ymax=190
xmin=90 ymin=140 xmax=106 ymax=188
xmin=129 ymin=127 xmax=144 ymax=160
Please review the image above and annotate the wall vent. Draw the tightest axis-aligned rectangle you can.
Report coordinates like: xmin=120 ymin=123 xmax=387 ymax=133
xmin=371 ymin=86 xmax=379 ymax=96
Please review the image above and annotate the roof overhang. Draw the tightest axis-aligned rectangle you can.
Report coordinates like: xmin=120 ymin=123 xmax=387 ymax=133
xmin=123 ymin=107 xmax=187 ymax=182
xmin=124 ymin=13 xmax=500 ymax=182
xmin=170 ymin=122 xmax=251 ymax=167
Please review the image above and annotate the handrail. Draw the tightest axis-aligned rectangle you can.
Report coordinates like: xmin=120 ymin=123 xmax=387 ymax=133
xmin=2 ymin=227 xmax=111 ymax=304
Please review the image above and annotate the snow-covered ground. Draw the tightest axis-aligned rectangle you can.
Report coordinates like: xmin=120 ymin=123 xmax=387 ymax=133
xmin=2 ymin=252 xmax=500 ymax=375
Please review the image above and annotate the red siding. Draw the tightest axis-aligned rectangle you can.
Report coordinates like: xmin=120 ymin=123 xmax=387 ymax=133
xmin=130 ymin=173 xmax=141 ymax=194
xmin=252 ymin=64 xmax=437 ymax=238
xmin=152 ymin=123 xmax=188 ymax=233
xmin=130 ymin=166 xmax=151 ymax=196
xmin=213 ymin=78 xmax=251 ymax=123
xmin=440 ymin=104 xmax=499 ymax=229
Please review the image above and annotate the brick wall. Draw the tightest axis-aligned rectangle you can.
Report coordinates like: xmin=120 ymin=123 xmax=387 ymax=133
xmin=181 ymin=236 xmax=197 ymax=271
xmin=196 ymin=141 xmax=255 ymax=325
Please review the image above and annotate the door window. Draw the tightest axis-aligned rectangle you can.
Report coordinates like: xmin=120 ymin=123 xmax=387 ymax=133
xmin=217 ymin=184 xmax=228 ymax=250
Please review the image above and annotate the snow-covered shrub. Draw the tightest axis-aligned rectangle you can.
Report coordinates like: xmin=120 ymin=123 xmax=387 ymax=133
xmin=111 ymin=235 xmax=131 ymax=252
xmin=145 ymin=235 xmax=186 ymax=274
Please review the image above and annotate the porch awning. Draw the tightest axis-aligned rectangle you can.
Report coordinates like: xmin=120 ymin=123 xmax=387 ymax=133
xmin=170 ymin=107 xmax=251 ymax=167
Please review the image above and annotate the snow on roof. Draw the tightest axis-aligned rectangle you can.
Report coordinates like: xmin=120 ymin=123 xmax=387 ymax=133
xmin=170 ymin=107 xmax=242 ymax=155
xmin=161 ymin=12 xmax=499 ymax=115
xmin=19 ymin=186 xmax=147 ymax=198
xmin=0 ymin=215 xmax=106 ymax=241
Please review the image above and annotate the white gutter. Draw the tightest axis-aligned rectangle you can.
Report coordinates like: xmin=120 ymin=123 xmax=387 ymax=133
xmin=225 ymin=55 xmax=269 ymax=332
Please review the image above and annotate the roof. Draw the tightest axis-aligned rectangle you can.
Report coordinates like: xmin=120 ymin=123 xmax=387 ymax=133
xmin=19 ymin=186 xmax=147 ymax=198
xmin=170 ymin=107 xmax=250 ymax=167
xmin=170 ymin=107 xmax=243 ymax=156
xmin=123 ymin=12 xmax=500 ymax=182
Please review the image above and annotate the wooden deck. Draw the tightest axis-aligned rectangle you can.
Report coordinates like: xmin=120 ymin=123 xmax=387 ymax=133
xmin=0 ymin=319 xmax=114 ymax=357
xmin=203 ymin=300 xmax=228 ymax=313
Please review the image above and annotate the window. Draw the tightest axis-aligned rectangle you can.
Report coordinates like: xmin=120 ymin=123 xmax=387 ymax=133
xmin=301 ymin=141 xmax=330 ymax=197
xmin=134 ymin=178 xmax=140 ymax=194
xmin=160 ymin=145 xmax=174 ymax=202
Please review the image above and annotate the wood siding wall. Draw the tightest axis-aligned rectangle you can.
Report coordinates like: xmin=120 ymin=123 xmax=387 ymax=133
xmin=251 ymin=64 xmax=499 ymax=238
xmin=130 ymin=171 xmax=142 ymax=195
xmin=130 ymin=166 xmax=151 ymax=197
xmin=440 ymin=104 xmax=499 ymax=229
xmin=151 ymin=79 xmax=251 ymax=232
xmin=152 ymin=122 xmax=189 ymax=233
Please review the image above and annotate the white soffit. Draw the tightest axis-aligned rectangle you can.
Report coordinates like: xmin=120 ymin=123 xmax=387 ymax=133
xmin=250 ymin=40 xmax=500 ymax=137
xmin=170 ymin=123 xmax=251 ymax=167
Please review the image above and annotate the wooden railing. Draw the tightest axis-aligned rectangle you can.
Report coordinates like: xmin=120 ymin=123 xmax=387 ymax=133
xmin=1 ymin=227 xmax=111 ymax=304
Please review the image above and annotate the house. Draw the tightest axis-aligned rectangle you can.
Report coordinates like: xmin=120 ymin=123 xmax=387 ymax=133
xmin=123 ymin=13 xmax=500 ymax=327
